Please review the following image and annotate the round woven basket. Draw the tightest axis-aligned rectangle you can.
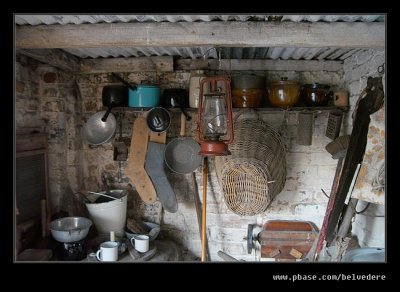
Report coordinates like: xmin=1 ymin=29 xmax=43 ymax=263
xmin=215 ymin=118 xmax=286 ymax=216
xmin=220 ymin=158 xmax=274 ymax=216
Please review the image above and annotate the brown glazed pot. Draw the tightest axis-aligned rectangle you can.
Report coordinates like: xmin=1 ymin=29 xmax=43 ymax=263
xmin=301 ymin=83 xmax=333 ymax=107
xmin=232 ymin=75 xmax=265 ymax=108
xmin=232 ymin=88 xmax=264 ymax=108
xmin=267 ymin=78 xmax=300 ymax=107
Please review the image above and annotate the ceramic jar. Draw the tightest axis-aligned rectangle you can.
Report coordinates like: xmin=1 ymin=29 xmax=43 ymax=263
xmin=189 ymin=70 xmax=208 ymax=108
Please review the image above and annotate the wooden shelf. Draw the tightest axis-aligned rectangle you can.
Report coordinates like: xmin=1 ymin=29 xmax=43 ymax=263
xmin=112 ymin=106 xmax=349 ymax=113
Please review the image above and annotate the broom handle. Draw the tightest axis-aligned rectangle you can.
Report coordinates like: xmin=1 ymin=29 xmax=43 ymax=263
xmin=201 ymin=157 xmax=208 ymax=262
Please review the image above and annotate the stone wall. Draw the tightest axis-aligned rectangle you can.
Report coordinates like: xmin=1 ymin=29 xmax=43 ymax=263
xmin=15 ymin=55 xmax=43 ymax=134
xmin=16 ymin=55 xmax=84 ymax=217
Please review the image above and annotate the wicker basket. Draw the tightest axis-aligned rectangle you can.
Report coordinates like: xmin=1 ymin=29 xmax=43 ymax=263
xmin=219 ymin=158 xmax=274 ymax=216
xmin=215 ymin=118 xmax=286 ymax=216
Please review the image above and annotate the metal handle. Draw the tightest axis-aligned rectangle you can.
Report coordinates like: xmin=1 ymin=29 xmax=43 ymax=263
xmin=88 ymin=191 xmax=118 ymax=201
xmin=180 ymin=106 xmax=192 ymax=121
xmin=101 ymin=104 xmax=114 ymax=122
xmin=180 ymin=113 xmax=186 ymax=137
xmin=111 ymin=72 xmax=137 ymax=91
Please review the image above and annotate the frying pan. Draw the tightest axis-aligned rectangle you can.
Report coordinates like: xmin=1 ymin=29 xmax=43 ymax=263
xmin=164 ymin=113 xmax=202 ymax=174
xmin=162 ymin=88 xmax=191 ymax=121
xmin=101 ymin=85 xmax=128 ymax=122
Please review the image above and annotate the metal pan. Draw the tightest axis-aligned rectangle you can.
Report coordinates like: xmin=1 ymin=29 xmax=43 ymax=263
xmin=146 ymin=107 xmax=171 ymax=133
xmin=164 ymin=114 xmax=202 ymax=174
xmin=101 ymin=85 xmax=129 ymax=122
xmin=82 ymin=111 xmax=117 ymax=145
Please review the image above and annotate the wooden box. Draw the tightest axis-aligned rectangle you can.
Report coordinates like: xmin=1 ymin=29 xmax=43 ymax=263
xmin=258 ymin=220 xmax=318 ymax=260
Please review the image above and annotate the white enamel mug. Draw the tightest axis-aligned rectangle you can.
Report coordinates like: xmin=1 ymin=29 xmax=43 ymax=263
xmin=131 ymin=235 xmax=149 ymax=253
xmin=96 ymin=241 xmax=119 ymax=262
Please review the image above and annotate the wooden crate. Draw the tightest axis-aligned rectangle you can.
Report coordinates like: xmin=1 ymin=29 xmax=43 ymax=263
xmin=259 ymin=220 xmax=318 ymax=260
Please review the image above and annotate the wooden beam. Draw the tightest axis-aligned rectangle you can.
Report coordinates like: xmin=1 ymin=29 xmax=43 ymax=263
xmin=176 ymin=59 xmax=343 ymax=72
xmin=80 ymin=56 xmax=173 ymax=73
xmin=16 ymin=49 xmax=80 ymax=72
xmin=16 ymin=22 xmax=385 ymax=49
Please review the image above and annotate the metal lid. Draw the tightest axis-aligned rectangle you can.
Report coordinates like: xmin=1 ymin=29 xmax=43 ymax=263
xmin=269 ymin=77 xmax=298 ymax=86
xmin=136 ymin=84 xmax=159 ymax=89
xmin=303 ymin=83 xmax=330 ymax=89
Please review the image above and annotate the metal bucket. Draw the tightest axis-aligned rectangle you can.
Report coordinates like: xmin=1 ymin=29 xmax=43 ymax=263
xmin=85 ymin=190 xmax=127 ymax=237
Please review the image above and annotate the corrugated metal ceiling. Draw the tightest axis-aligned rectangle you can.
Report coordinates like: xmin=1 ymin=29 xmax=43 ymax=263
xmin=15 ymin=15 xmax=384 ymax=61
xmin=15 ymin=14 xmax=384 ymax=25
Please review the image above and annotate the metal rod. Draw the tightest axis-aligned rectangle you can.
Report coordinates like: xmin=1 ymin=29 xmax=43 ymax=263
xmin=201 ymin=157 xmax=208 ymax=262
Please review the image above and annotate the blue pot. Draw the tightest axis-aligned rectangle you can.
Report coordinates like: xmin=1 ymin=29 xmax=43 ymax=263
xmin=128 ymin=85 xmax=160 ymax=108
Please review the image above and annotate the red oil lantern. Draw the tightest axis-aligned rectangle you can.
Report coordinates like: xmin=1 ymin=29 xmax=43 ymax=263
xmin=196 ymin=76 xmax=234 ymax=156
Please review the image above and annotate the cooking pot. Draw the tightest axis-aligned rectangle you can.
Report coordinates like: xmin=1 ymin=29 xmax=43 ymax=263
xmin=232 ymin=88 xmax=264 ymax=108
xmin=49 ymin=217 xmax=92 ymax=243
xmin=231 ymin=75 xmax=265 ymax=89
xmin=111 ymin=72 xmax=160 ymax=108
xmin=101 ymin=85 xmax=129 ymax=122
xmin=267 ymin=78 xmax=300 ymax=107
xmin=162 ymin=88 xmax=191 ymax=121
xmin=232 ymin=75 xmax=265 ymax=108
xmin=301 ymin=83 xmax=333 ymax=107
xmin=129 ymin=84 xmax=160 ymax=108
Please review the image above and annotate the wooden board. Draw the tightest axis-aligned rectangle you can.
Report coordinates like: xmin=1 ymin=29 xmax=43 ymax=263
xmin=80 ymin=56 xmax=173 ymax=73
xmin=16 ymin=22 xmax=384 ymax=49
xmin=124 ymin=117 xmax=157 ymax=204
xmin=16 ymin=133 xmax=47 ymax=152
xmin=17 ymin=249 xmax=53 ymax=261
xmin=176 ymin=59 xmax=343 ymax=72
xmin=149 ymin=131 xmax=167 ymax=144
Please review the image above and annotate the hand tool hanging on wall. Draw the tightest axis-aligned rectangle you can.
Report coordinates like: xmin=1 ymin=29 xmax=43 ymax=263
xmin=124 ymin=116 xmax=157 ymax=204
xmin=324 ymin=77 xmax=384 ymax=244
